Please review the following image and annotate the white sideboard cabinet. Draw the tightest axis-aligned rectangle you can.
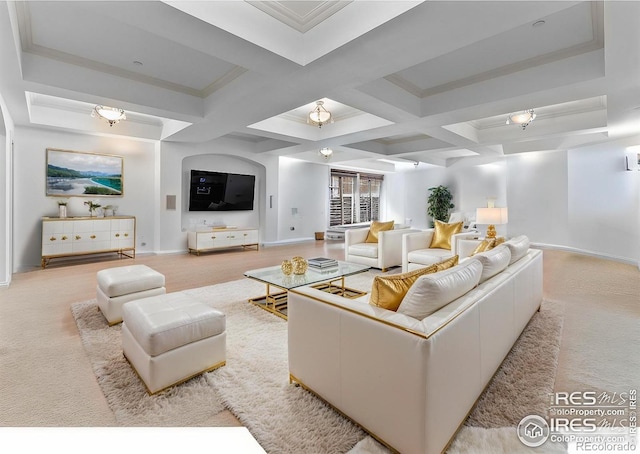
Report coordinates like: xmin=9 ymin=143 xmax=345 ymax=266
xmin=188 ymin=227 xmax=259 ymax=255
xmin=41 ymin=216 xmax=136 ymax=268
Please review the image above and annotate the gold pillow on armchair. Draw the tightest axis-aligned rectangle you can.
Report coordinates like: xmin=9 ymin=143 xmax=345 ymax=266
xmin=365 ymin=220 xmax=395 ymax=243
xmin=429 ymin=220 xmax=463 ymax=250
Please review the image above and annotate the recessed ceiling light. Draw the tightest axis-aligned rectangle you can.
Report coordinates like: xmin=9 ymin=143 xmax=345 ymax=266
xmin=133 ymin=61 xmax=143 ymax=66
xmin=532 ymin=20 xmax=546 ymax=28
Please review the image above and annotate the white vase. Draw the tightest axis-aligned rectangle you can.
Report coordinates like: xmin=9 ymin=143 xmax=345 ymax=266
xmin=58 ymin=205 xmax=67 ymax=218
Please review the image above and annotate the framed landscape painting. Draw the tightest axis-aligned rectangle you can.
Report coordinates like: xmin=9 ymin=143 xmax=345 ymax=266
xmin=46 ymin=148 xmax=123 ymax=197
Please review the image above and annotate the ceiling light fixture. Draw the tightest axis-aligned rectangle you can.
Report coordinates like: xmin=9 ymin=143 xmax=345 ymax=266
xmin=308 ymin=101 xmax=333 ymax=128
xmin=506 ymin=109 xmax=536 ymax=130
xmin=92 ymin=105 xmax=126 ymax=127
xmin=319 ymin=147 xmax=333 ymax=159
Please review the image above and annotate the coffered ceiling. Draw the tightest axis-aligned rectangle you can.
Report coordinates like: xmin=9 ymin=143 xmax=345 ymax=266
xmin=1 ymin=1 xmax=640 ymax=172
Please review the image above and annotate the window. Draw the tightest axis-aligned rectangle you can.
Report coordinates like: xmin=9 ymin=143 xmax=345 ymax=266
xmin=329 ymin=170 xmax=383 ymax=226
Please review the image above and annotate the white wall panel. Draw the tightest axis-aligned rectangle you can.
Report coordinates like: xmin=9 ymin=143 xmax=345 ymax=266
xmin=506 ymin=151 xmax=569 ymax=245
xmin=12 ymin=126 xmax=157 ymax=271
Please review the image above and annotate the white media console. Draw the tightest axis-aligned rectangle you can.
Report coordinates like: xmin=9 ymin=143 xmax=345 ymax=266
xmin=188 ymin=227 xmax=259 ymax=255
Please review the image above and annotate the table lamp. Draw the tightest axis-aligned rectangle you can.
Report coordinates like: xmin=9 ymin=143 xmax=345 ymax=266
xmin=475 ymin=207 xmax=508 ymax=238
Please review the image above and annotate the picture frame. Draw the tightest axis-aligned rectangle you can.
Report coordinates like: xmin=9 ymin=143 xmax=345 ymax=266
xmin=46 ymin=148 xmax=123 ymax=197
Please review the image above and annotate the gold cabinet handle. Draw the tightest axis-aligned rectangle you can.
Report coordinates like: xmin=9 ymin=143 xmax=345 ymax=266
xmin=244 ymin=233 xmax=248 ymax=236
xmin=212 ymin=236 xmax=216 ymax=239
xmin=124 ymin=233 xmax=128 ymax=237
xmin=228 ymin=235 xmax=235 ymax=239
xmin=90 ymin=235 xmax=96 ymax=239
xmin=50 ymin=236 xmax=57 ymax=241
xmin=61 ymin=236 xmax=68 ymax=241
xmin=75 ymin=235 xmax=81 ymax=240
xmin=115 ymin=233 xmax=120 ymax=237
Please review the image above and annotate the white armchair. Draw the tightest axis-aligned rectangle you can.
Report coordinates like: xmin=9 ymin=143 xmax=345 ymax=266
xmin=402 ymin=229 xmax=479 ymax=272
xmin=345 ymin=227 xmax=419 ymax=272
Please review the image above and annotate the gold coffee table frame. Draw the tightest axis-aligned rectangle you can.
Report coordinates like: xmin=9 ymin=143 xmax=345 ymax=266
xmin=244 ymin=262 xmax=370 ymax=320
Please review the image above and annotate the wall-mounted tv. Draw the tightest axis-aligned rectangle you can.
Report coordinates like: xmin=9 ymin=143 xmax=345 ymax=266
xmin=188 ymin=170 xmax=255 ymax=211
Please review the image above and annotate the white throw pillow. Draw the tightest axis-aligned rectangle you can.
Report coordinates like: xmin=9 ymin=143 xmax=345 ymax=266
xmin=470 ymin=244 xmax=511 ymax=283
xmin=504 ymin=235 xmax=530 ymax=265
xmin=397 ymin=259 xmax=482 ymax=320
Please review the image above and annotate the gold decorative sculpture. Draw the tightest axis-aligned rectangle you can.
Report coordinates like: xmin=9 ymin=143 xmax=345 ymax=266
xmin=281 ymin=260 xmax=293 ymax=275
xmin=292 ymin=256 xmax=308 ymax=275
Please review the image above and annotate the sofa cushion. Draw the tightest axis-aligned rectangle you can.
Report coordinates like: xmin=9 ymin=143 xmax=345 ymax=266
xmin=370 ymin=256 xmax=459 ymax=311
xmin=407 ymin=248 xmax=454 ymax=266
xmin=504 ymin=235 xmax=530 ymax=264
xmin=470 ymin=244 xmax=511 ymax=283
xmin=365 ymin=220 xmax=394 ymax=243
xmin=429 ymin=220 xmax=463 ymax=250
xmin=471 ymin=236 xmax=505 ymax=255
xmin=397 ymin=259 xmax=482 ymax=320
xmin=348 ymin=243 xmax=379 ymax=259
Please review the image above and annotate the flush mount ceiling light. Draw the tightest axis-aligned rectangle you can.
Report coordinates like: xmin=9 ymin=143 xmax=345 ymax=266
xmin=319 ymin=147 xmax=333 ymax=159
xmin=92 ymin=105 xmax=126 ymax=127
xmin=308 ymin=101 xmax=333 ymax=128
xmin=506 ymin=109 xmax=536 ymax=130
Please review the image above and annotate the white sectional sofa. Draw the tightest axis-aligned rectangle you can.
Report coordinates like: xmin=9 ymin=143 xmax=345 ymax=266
xmin=288 ymin=236 xmax=542 ymax=454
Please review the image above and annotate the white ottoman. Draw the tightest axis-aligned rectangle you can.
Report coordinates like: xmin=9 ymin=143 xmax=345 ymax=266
xmin=96 ymin=264 xmax=166 ymax=325
xmin=122 ymin=292 xmax=226 ymax=394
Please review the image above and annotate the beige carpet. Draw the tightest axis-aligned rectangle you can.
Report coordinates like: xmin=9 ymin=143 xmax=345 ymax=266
xmin=71 ymin=273 xmax=565 ymax=453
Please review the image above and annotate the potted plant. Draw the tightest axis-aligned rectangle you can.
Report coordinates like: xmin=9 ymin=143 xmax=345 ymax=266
xmin=84 ymin=200 xmax=101 ymax=217
xmin=427 ymin=185 xmax=454 ymax=226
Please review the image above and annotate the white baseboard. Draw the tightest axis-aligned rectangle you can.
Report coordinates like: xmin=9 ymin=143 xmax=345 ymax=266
xmin=261 ymin=238 xmax=316 ymax=247
xmin=532 ymin=242 xmax=640 ymax=269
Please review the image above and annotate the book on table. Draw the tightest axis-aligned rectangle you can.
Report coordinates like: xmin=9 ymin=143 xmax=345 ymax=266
xmin=308 ymin=257 xmax=338 ymax=268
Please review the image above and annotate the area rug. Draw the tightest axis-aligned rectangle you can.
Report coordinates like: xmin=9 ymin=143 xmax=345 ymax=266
xmin=71 ymin=273 xmax=565 ymax=453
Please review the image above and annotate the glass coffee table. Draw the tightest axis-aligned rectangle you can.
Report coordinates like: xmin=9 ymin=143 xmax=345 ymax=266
xmin=244 ymin=261 xmax=370 ymax=319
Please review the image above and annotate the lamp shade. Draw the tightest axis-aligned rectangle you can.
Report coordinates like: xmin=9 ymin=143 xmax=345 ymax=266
xmin=475 ymin=207 xmax=508 ymax=225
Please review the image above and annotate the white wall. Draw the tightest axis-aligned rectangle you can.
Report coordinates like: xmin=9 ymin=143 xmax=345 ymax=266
xmin=12 ymin=126 xmax=158 ymax=271
xmin=386 ymin=162 xmax=508 ymax=233
xmin=566 ymin=140 xmax=640 ymax=263
xmin=277 ymin=158 xmax=328 ymax=242
xmin=506 ymin=150 xmax=569 ymax=244
xmin=394 ymin=143 xmax=639 ymax=265
xmin=386 ymin=166 xmax=450 ymax=229
xmin=0 ymin=94 xmax=13 ymax=285
xmin=158 ymin=139 xmax=268 ymax=253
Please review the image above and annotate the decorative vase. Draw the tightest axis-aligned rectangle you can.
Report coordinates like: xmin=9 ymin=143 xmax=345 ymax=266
xmin=281 ymin=260 xmax=293 ymax=275
xmin=58 ymin=205 xmax=67 ymax=218
xmin=292 ymin=256 xmax=308 ymax=275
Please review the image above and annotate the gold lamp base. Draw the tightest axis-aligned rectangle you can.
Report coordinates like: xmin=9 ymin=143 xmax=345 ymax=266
xmin=485 ymin=224 xmax=497 ymax=238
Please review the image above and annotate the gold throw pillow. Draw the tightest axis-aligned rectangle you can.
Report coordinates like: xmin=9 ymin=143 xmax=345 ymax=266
xmin=369 ymin=255 xmax=459 ymax=311
xmin=471 ymin=236 xmax=505 ymax=256
xmin=365 ymin=220 xmax=395 ymax=243
xmin=429 ymin=220 xmax=463 ymax=250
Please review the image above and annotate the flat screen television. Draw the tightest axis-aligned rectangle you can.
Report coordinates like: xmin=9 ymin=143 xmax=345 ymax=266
xmin=188 ymin=170 xmax=255 ymax=211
